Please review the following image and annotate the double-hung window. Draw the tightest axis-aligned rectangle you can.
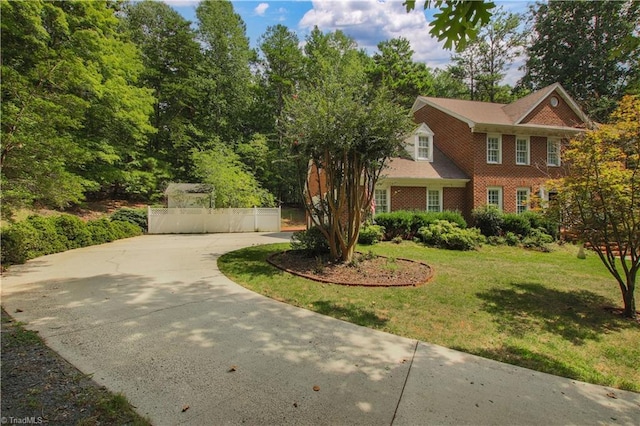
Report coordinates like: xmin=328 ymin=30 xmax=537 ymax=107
xmin=516 ymin=137 xmax=530 ymax=165
xmin=374 ymin=188 xmax=388 ymax=214
xmin=547 ymin=139 xmax=561 ymax=166
xmin=427 ymin=189 xmax=442 ymax=212
xmin=516 ymin=188 xmax=530 ymax=214
xmin=417 ymin=135 xmax=431 ymax=160
xmin=486 ymin=134 xmax=502 ymax=164
xmin=487 ymin=187 xmax=503 ymax=209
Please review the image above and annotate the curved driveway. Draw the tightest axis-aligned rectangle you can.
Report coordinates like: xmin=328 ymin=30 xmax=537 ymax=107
xmin=2 ymin=233 xmax=639 ymax=425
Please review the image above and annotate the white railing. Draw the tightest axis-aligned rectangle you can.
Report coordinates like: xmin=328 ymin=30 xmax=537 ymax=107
xmin=147 ymin=207 xmax=281 ymax=234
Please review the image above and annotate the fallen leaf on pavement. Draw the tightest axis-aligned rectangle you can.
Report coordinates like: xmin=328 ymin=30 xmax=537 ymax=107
xmin=313 ymin=385 xmax=320 ymax=391
xmin=182 ymin=405 xmax=190 ymax=412
xmin=228 ymin=365 xmax=237 ymax=372
xmin=606 ymin=392 xmax=617 ymax=399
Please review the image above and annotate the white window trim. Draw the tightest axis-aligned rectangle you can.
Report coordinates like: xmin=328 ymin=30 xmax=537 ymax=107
xmin=374 ymin=187 xmax=390 ymax=214
xmin=487 ymin=186 xmax=503 ymax=210
xmin=415 ymin=130 xmax=433 ymax=162
xmin=486 ymin=134 xmax=502 ymax=164
xmin=426 ymin=188 xmax=443 ymax=212
xmin=515 ymin=136 xmax=530 ymax=165
xmin=516 ymin=187 xmax=530 ymax=214
xmin=547 ymin=138 xmax=561 ymax=167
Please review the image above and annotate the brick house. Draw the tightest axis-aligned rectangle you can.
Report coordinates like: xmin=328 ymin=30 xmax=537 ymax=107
xmin=372 ymin=83 xmax=594 ymax=220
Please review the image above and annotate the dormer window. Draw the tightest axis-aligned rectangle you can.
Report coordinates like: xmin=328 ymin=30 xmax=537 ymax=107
xmin=413 ymin=123 xmax=434 ymax=161
xmin=418 ymin=135 xmax=431 ymax=160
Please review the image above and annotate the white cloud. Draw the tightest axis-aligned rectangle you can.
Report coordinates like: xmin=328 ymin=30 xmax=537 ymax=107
xmin=299 ymin=0 xmax=450 ymax=69
xmin=298 ymin=0 xmax=526 ymax=83
xmin=255 ymin=2 xmax=269 ymax=16
xmin=160 ymin=0 xmax=201 ymax=5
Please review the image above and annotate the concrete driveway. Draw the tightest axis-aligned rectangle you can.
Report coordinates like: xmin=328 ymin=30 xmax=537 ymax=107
xmin=2 ymin=233 xmax=639 ymax=425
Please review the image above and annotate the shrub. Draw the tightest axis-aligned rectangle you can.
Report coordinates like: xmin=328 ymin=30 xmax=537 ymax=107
xmin=25 ymin=215 xmax=67 ymax=254
xmin=418 ymin=220 xmax=484 ymax=251
xmin=1 ymin=221 xmax=41 ymax=264
xmin=52 ymin=214 xmax=92 ymax=249
xmin=472 ymin=205 xmax=503 ymax=237
xmin=291 ymin=226 xmax=330 ymax=255
xmin=111 ymin=208 xmax=147 ymax=232
xmin=436 ymin=210 xmax=467 ymax=229
xmin=502 ymin=213 xmax=532 ymax=236
xmin=111 ymin=220 xmax=143 ymax=239
xmin=358 ymin=225 xmax=384 ymax=245
xmin=522 ymin=228 xmax=554 ymax=251
xmin=376 ymin=210 xmax=467 ymax=240
xmin=520 ymin=211 xmax=560 ymax=239
xmin=504 ymin=231 xmax=520 ymax=246
xmin=374 ymin=211 xmax=413 ymax=240
xmin=87 ymin=218 xmax=117 ymax=245
xmin=410 ymin=212 xmax=439 ymax=237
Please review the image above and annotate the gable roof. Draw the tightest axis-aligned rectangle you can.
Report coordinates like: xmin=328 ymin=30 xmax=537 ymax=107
xmin=411 ymin=83 xmax=593 ymax=132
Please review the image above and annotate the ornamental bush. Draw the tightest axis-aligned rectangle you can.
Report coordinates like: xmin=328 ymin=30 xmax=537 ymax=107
xmin=358 ymin=224 xmax=385 ymax=245
xmin=472 ymin=205 xmax=503 ymax=237
xmin=502 ymin=213 xmax=532 ymax=237
xmin=1 ymin=214 xmax=143 ymax=266
xmin=111 ymin=208 xmax=147 ymax=232
xmin=52 ymin=214 xmax=92 ymax=250
xmin=291 ymin=226 xmax=330 ymax=255
xmin=374 ymin=211 xmax=413 ymax=240
xmin=418 ymin=220 xmax=484 ymax=251
xmin=376 ymin=210 xmax=467 ymax=240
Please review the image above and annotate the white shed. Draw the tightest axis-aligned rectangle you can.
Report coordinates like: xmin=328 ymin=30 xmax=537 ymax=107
xmin=164 ymin=183 xmax=214 ymax=208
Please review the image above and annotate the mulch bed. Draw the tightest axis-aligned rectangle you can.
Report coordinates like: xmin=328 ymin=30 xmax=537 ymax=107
xmin=268 ymin=250 xmax=433 ymax=287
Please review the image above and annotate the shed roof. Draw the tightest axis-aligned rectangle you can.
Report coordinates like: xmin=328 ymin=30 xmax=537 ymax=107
xmin=384 ymin=147 xmax=469 ymax=181
xmin=164 ymin=183 xmax=213 ymax=194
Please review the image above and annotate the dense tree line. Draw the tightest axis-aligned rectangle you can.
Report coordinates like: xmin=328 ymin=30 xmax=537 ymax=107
xmin=2 ymin=0 xmax=638 ymax=219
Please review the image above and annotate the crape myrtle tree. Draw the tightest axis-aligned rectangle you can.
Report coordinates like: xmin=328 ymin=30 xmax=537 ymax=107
xmin=552 ymin=96 xmax=639 ymax=319
xmin=284 ymin=31 xmax=413 ymax=262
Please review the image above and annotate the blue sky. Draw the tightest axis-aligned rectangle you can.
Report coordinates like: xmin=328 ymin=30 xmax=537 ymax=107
xmin=164 ymin=0 xmax=532 ymax=85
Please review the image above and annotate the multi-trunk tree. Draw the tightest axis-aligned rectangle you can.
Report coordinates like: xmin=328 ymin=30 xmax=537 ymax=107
xmin=553 ymin=96 xmax=639 ymax=319
xmin=285 ymin=31 xmax=413 ymax=262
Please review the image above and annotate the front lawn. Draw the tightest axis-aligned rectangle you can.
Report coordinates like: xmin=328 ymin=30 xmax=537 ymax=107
xmin=218 ymin=241 xmax=640 ymax=392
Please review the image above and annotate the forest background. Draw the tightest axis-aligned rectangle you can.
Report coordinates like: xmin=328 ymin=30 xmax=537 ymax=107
xmin=2 ymin=0 xmax=638 ymax=219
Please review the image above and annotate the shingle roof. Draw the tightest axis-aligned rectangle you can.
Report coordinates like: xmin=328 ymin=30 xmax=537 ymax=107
xmin=164 ymin=183 xmax=213 ymax=194
xmin=502 ymin=84 xmax=557 ymax=123
xmin=384 ymin=147 xmax=468 ymax=180
xmin=412 ymin=83 xmax=592 ymax=129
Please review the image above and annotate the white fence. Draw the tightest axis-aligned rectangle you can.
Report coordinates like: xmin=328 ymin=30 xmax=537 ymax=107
xmin=147 ymin=207 xmax=281 ymax=234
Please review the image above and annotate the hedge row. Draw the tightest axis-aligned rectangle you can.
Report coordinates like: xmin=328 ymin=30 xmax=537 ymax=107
xmin=471 ymin=206 xmax=559 ymax=239
xmin=1 ymin=211 xmax=145 ymax=266
xmin=373 ymin=210 xmax=467 ymax=240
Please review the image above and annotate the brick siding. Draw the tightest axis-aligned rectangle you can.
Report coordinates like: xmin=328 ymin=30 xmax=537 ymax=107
xmin=390 ymin=186 xmax=426 ymax=210
xmin=521 ymin=94 xmax=584 ymax=128
xmin=413 ymin=103 xmax=572 ymax=218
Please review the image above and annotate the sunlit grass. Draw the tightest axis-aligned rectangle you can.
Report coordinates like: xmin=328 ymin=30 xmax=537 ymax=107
xmin=218 ymin=241 xmax=640 ymax=392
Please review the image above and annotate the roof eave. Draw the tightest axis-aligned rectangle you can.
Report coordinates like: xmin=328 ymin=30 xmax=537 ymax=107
xmin=472 ymin=122 xmax=587 ymax=137
xmin=513 ymin=83 xmax=594 ymax=129
xmin=412 ymin=96 xmax=476 ymax=128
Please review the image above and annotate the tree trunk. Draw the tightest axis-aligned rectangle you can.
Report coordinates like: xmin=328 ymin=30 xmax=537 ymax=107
xmin=622 ymin=273 xmax=636 ymax=319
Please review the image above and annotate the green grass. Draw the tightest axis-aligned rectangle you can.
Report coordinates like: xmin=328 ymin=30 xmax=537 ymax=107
xmin=218 ymin=241 xmax=640 ymax=392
